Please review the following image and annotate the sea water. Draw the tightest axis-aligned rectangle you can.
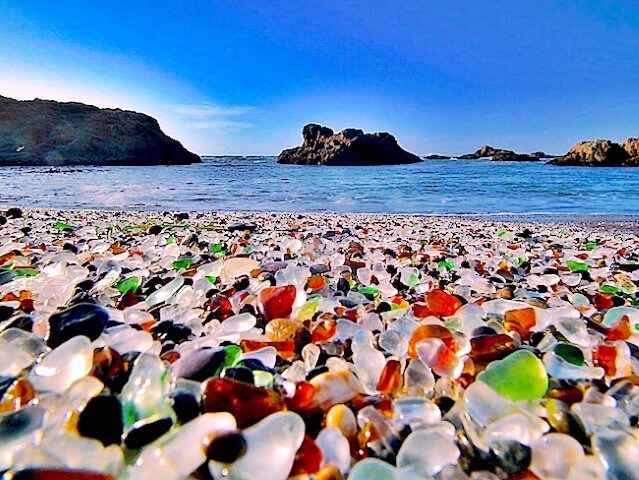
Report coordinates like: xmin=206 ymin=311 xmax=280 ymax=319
xmin=1 ymin=156 xmax=639 ymax=217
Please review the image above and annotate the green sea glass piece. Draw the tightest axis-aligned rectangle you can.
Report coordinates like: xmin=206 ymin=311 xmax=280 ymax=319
xmin=438 ymin=261 xmax=454 ymax=270
xmin=477 ymin=350 xmax=548 ymax=400
xmin=54 ymin=221 xmax=74 ymax=232
xmin=173 ymin=258 xmax=194 ymax=271
xmin=554 ymin=343 xmax=584 ymax=366
xmin=116 ymin=276 xmax=141 ymax=294
xmin=359 ymin=287 xmax=380 ymax=296
xmin=601 ymin=284 xmax=620 ymax=294
xmin=567 ymin=260 xmax=588 ymax=272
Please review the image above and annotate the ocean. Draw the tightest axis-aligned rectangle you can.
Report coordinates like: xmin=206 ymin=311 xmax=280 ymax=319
xmin=2 ymin=156 xmax=639 ymax=217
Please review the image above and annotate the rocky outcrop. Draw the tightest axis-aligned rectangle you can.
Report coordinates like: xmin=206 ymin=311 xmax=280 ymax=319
xmin=0 ymin=96 xmax=200 ymax=166
xmin=550 ymin=140 xmax=634 ymax=167
xmin=622 ymin=138 xmax=639 ymax=164
xmin=457 ymin=145 xmax=542 ymax=162
xmin=423 ymin=154 xmax=451 ymax=160
xmin=277 ymin=124 xmax=422 ymax=166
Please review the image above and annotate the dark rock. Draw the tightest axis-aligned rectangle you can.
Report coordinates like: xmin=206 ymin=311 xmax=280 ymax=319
xmin=169 ymin=391 xmax=200 ymax=424
xmin=171 ymin=347 xmax=227 ymax=382
xmin=423 ymin=154 xmax=451 ymax=160
xmin=124 ymin=416 xmax=173 ymax=449
xmin=0 ymin=305 xmax=14 ymax=322
xmin=0 ymin=215 xmax=6 ymax=225
xmin=46 ymin=303 xmax=110 ymax=348
xmin=227 ymin=222 xmax=257 ymax=233
xmin=458 ymin=146 xmax=541 ymax=162
xmin=148 ymin=225 xmax=163 ymax=235
xmin=206 ymin=432 xmax=248 ymax=463
xmin=277 ymin=123 xmax=422 ymax=166
xmin=1 ymin=315 xmax=33 ymax=332
xmin=491 ymin=151 xmax=540 ymax=162
xmin=223 ymin=366 xmax=255 ymax=384
xmin=0 ymin=95 xmax=200 ymax=166
xmin=0 ymin=375 xmax=15 ymax=398
xmin=310 ymin=264 xmax=330 ymax=275
xmin=550 ymin=140 xmax=633 ymax=166
xmin=77 ymin=395 xmax=123 ymax=446
xmin=0 ymin=270 xmax=16 ymax=285
xmin=5 ymin=207 xmax=23 ymax=218
xmin=150 ymin=320 xmax=192 ymax=344
xmin=622 ymin=137 xmax=639 ymax=164
xmin=174 ymin=212 xmax=189 ymax=220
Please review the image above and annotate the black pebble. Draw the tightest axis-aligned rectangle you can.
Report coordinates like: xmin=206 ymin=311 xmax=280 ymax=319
xmin=47 ymin=303 xmax=110 ymax=347
xmin=170 ymin=391 xmax=200 ymax=424
xmin=0 ymin=375 xmax=15 ymax=398
xmin=227 ymin=222 xmax=256 ymax=233
xmin=148 ymin=225 xmax=163 ymax=235
xmin=3 ymin=315 xmax=33 ymax=332
xmin=171 ymin=348 xmax=227 ymax=382
xmin=0 ymin=305 xmax=14 ymax=322
xmin=150 ymin=320 xmax=192 ymax=344
xmin=6 ymin=207 xmax=23 ymax=219
xmin=223 ymin=366 xmax=254 ymax=385
xmin=124 ymin=417 xmax=173 ymax=449
xmin=77 ymin=396 xmax=123 ymax=446
xmin=0 ymin=270 xmax=16 ymax=286
xmin=206 ymin=432 xmax=248 ymax=463
xmin=0 ymin=215 xmax=6 ymax=225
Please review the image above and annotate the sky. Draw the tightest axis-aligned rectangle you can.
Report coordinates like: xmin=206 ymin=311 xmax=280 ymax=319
xmin=1 ymin=1 xmax=639 ymax=155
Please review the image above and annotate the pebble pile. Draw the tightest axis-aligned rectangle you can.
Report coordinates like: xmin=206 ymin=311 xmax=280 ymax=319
xmin=1 ymin=208 xmax=639 ymax=480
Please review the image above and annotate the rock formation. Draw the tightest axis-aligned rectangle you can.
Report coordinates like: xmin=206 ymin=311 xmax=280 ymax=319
xmin=0 ymin=96 xmax=200 ymax=166
xmin=277 ymin=124 xmax=422 ymax=166
xmin=550 ymin=140 xmax=635 ymax=167
xmin=457 ymin=145 xmax=544 ymax=161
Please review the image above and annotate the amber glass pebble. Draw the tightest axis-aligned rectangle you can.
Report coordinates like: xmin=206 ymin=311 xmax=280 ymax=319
xmin=376 ymin=359 xmax=403 ymax=394
xmin=408 ymin=324 xmax=456 ymax=358
xmin=201 ymin=377 xmax=285 ymax=428
xmin=0 ymin=378 xmax=35 ymax=414
xmin=424 ymin=289 xmax=462 ymax=317
xmin=503 ymin=307 xmax=536 ymax=340
xmin=469 ymin=333 xmax=516 ymax=364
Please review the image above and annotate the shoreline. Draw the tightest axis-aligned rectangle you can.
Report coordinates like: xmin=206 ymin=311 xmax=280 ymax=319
xmin=5 ymin=207 xmax=639 ymax=229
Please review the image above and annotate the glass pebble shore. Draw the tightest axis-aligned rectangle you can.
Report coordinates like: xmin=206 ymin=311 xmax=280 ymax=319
xmin=1 ymin=208 xmax=638 ymax=480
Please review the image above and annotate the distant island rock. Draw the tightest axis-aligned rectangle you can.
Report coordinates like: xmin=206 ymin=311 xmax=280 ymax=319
xmin=423 ymin=154 xmax=451 ymax=160
xmin=456 ymin=145 xmax=549 ymax=161
xmin=277 ymin=123 xmax=422 ymax=166
xmin=550 ymin=139 xmax=639 ymax=167
xmin=0 ymin=95 xmax=200 ymax=166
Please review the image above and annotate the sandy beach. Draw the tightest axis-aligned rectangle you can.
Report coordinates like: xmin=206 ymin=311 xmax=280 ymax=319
xmin=1 ymin=208 xmax=638 ymax=479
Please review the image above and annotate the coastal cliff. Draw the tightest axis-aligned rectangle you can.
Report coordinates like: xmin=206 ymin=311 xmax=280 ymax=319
xmin=0 ymin=96 xmax=200 ymax=166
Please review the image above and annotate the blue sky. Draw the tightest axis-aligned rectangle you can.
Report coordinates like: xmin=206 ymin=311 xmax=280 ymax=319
xmin=1 ymin=1 xmax=638 ymax=155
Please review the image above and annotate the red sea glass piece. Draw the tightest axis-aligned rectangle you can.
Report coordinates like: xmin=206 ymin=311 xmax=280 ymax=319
xmin=312 ymin=318 xmax=336 ymax=342
xmin=201 ymin=377 xmax=285 ymax=428
xmin=259 ymin=285 xmax=296 ymax=320
xmin=593 ymin=344 xmax=617 ymax=376
xmin=290 ymin=434 xmax=323 ymax=476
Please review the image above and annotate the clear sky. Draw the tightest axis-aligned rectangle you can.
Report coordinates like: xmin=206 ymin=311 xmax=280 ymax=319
xmin=1 ymin=1 xmax=638 ymax=155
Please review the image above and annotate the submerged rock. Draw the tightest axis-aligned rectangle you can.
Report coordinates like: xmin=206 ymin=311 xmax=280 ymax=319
xmin=0 ymin=95 xmax=200 ymax=166
xmin=277 ymin=123 xmax=421 ymax=166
